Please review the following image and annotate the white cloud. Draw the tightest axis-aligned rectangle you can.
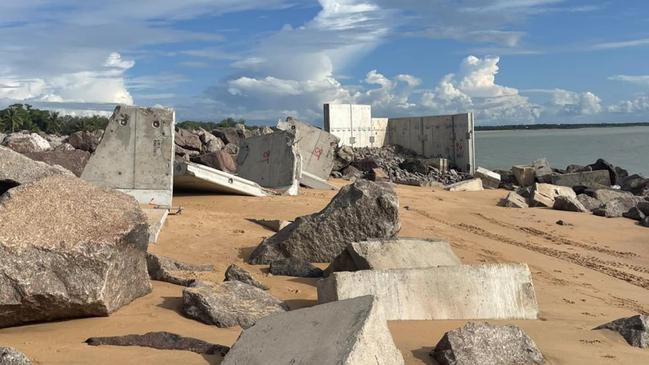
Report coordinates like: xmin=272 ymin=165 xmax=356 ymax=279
xmin=591 ymin=37 xmax=649 ymax=50
xmin=609 ymin=95 xmax=649 ymax=114
xmin=609 ymin=75 xmax=649 ymax=87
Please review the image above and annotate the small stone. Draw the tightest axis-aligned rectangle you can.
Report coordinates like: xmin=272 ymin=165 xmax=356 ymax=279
xmin=224 ymin=264 xmax=269 ymax=290
xmin=270 ymin=258 xmax=324 ymax=278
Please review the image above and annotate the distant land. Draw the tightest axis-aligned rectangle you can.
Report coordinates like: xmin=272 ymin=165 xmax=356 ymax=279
xmin=476 ymin=122 xmax=649 ymax=131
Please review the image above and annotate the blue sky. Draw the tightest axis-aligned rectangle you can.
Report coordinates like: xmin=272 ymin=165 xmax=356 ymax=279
xmin=0 ymin=0 xmax=648 ymax=125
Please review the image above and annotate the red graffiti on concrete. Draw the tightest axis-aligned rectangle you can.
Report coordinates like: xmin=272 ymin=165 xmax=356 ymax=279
xmin=312 ymin=147 xmax=322 ymax=160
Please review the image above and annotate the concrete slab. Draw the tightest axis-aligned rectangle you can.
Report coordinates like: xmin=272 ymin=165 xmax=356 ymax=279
xmin=475 ymin=167 xmax=501 ymax=189
xmin=551 ymin=170 xmax=611 ymax=188
xmin=249 ymin=219 xmax=292 ymax=232
xmin=530 ymin=183 xmax=577 ymax=208
xmin=174 ymin=161 xmax=267 ymax=197
xmin=445 ymin=178 xmax=484 ymax=192
xmin=142 ymin=207 xmax=168 ymax=244
xmin=221 ymin=296 xmax=404 ymax=365
xmin=512 ymin=165 xmax=535 ymax=187
xmin=318 ymin=264 xmax=539 ymax=320
xmin=81 ymin=105 xmax=175 ymax=207
xmin=300 ymin=171 xmax=336 ymax=190
xmin=326 ymin=238 xmax=461 ymax=274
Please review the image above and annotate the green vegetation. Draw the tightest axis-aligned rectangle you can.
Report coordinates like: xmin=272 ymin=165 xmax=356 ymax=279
xmin=177 ymin=118 xmax=246 ymax=131
xmin=476 ymin=122 xmax=649 ymax=131
xmin=0 ymin=104 xmax=108 ymax=135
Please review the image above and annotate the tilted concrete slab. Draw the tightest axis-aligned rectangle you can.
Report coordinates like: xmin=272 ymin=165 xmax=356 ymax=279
xmin=142 ymin=207 xmax=168 ymax=244
xmin=236 ymin=131 xmax=300 ymax=195
xmin=326 ymin=238 xmax=461 ymax=274
xmin=300 ymin=171 xmax=336 ymax=190
xmin=174 ymin=161 xmax=267 ymax=197
xmin=221 ymin=295 xmax=404 ymax=365
xmin=318 ymin=264 xmax=539 ymax=320
xmin=81 ymin=105 xmax=175 ymax=207
xmin=475 ymin=167 xmax=501 ymax=189
xmin=445 ymin=178 xmax=484 ymax=192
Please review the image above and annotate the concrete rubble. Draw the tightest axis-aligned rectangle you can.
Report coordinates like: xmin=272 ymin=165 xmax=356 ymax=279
xmin=182 ymin=281 xmax=287 ymax=329
xmin=0 ymin=175 xmax=151 ymax=328
xmin=594 ymin=315 xmax=648 ymax=348
xmin=0 ymin=347 xmax=32 ymax=365
xmin=474 ymin=167 xmax=501 ymax=189
xmin=553 ymin=195 xmax=589 ymax=213
xmin=221 ymin=296 xmax=404 ymax=365
xmin=224 ymin=264 xmax=269 ymax=290
xmin=551 ymin=170 xmax=611 ymax=188
xmin=247 ymin=180 xmax=400 ymax=264
xmin=326 ymin=238 xmax=460 ymax=274
xmin=318 ymin=263 xmax=539 ymax=320
xmin=593 ymin=195 xmax=646 ymax=218
xmin=85 ymin=331 xmax=230 ymax=356
xmin=498 ymin=192 xmax=529 ymax=208
xmin=146 ymin=253 xmax=214 ymax=287
xmin=269 ymin=258 xmax=324 ymax=278
xmin=249 ymin=219 xmax=292 ymax=232
xmin=174 ymin=161 xmax=268 ymax=197
xmin=432 ymin=322 xmax=545 ymax=365
xmin=445 ymin=178 xmax=484 ymax=192
xmin=529 ymin=183 xmax=577 ymax=208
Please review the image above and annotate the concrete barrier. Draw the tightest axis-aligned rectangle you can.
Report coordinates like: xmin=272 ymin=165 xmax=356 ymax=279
xmin=221 ymin=296 xmax=404 ymax=365
xmin=142 ymin=208 xmax=168 ymax=244
xmin=551 ymin=170 xmax=611 ymax=188
xmin=318 ymin=264 xmax=539 ymax=320
xmin=174 ymin=161 xmax=267 ymax=197
xmin=81 ymin=105 xmax=175 ymax=207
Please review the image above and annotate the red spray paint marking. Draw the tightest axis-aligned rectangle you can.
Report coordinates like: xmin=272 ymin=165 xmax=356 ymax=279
xmin=262 ymin=150 xmax=271 ymax=163
xmin=312 ymin=147 xmax=322 ymax=160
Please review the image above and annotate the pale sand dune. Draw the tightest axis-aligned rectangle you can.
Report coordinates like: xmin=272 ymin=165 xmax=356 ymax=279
xmin=1 ymin=180 xmax=648 ymax=364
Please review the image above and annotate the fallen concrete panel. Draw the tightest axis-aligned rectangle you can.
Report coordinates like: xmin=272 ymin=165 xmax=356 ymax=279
xmin=318 ymin=264 xmax=538 ymax=320
xmin=221 ymin=296 xmax=404 ymax=365
xmin=300 ymin=170 xmax=336 ymax=190
xmin=551 ymin=170 xmax=611 ymax=188
xmin=326 ymin=238 xmax=461 ymax=274
xmin=174 ymin=161 xmax=267 ymax=197
xmin=277 ymin=118 xmax=338 ymax=181
xmin=81 ymin=105 xmax=175 ymax=207
xmin=445 ymin=178 xmax=484 ymax=192
xmin=142 ymin=207 xmax=168 ymax=243
xmin=475 ymin=167 xmax=501 ymax=189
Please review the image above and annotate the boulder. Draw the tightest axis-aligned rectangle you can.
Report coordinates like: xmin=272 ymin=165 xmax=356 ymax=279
xmin=247 ymin=180 xmax=400 ymax=264
xmin=182 ymin=281 xmax=287 ymax=328
xmin=220 ymin=296 xmax=404 ymax=365
xmin=223 ymin=143 xmax=239 ymax=156
xmin=191 ymin=151 xmax=236 ymax=173
xmin=594 ymin=315 xmax=648 ymax=348
xmin=204 ymin=138 xmax=224 ymax=153
xmin=366 ymin=167 xmax=390 ymax=182
xmin=638 ymin=201 xmax=649 ymax=216
xmin=146 ymin=253 xmax=213 ymax=287
xmin=642 ymin=217 xmax=649 ymax=228
xmin=23 ymin=149 xmax=91 ymax=177
xmin=588 ymin=159 xmax=628 ymax=186
xmin=474 ymin=167 xmax=501 ymax=189
xmin=553 ymin=195 xmax=589 ymax=213
xmin=175 ymin=145 xmax=200 ymax=160
xmin=0 ymin=146 xmax=73 ymax=194
xmin=174 ymin=128 xmax=202 ymax=152
xmin=342 ymin=165 xmax=363 ymax=180
xmin=85 ymin=331 xmax=230 ymax=356
xmin=577 ymin=194 xmax=602 ymax=211
xmin=269 ymin=258 xmax=323 ymax=278
xmin=333 ymin=145 xmax=354 ymax=171
xmin=529 ymin=183 xmax=577 ymax=208
xmin=432 ymin=322 xmax=545 ymax=365
xmin=0 ymin=175 xmax=151 ymax=328
xmin=3 ymin=132 xmax=51 ymax=153
xmin=68 ymin=130 xmax=102 ymax=153
xmin=445 ymin=178 xmax=484 ymax=192
xmin=532 ymin=158 xmax=553 ymax=183
xmin=621 ymin=174 xmax=649 ymax=195
xmin=566 ymin=164 xmax=590 ymax=173
xmin=593 ymin=196 xmax=645 ymax=218
xmin=590 ymin=189 xmax=634 ymax=204
xmin=623 ymin=207 xmax=646 ymax=221
xmin=326 ymin=238 xmax=460 ymax=275
xmin=224 ymin=264 xmax=268 ymax=290
xmin=512 ymin=165 xmax=535 ymax=187
xmin=551 ymin=170 xmax=611 ymax=189
xmin=498 ymin=192 xmax=529 ymax=208
xmin=54 ymin=142 xmax=75 ymax=151
xmin=212 ymin=128 xmax=241 ymax=146
xmin=0 ymin=347 xmax=31 ymax=365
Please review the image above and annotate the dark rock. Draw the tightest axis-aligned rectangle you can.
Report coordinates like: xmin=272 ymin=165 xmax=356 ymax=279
xmin=341 ymin=165 xmax=363 ymax=180
xmin=556 ymin=220 xmax=573 ymax=226
xmin=175 ymin=145 xmax=200 ymax=160
xmin=182 ymin=281 xmax=287 ymax=328
xmin=588 ymin=159 xmax=628 ymax=186
xmin=224 ymin=264 xmax=268 ymax=290
xmin=191 ymin=151 xmax=236 ymax=173
xmin=553 ymin=195 xmax=588 ymax=213
xmin=23 ymin=149 xmax=91 ymax=177
xmin=638 ymin=201 xmax=649 ymax=216
xmin=332 ymin=145 xmax=354 ymax=171
xmin=566 ymin=164 xmax=591 ymax=173
xmin=247 ymin=180 xmax=400 ymax=264
xmin=399 ymin=158 xmax=429 ymax=174
xmin=577 ymin=194 xmax=602 ymax=212
xmin=352 ymin=157 xmax=380 ymax=171
xmin=432 ymin=322 xmax=545 ymax=365
xmin=0 ymin=175 xmax=151 ymax=328
xmin=68 ymin=130 xmax=102 ymax=153
xmin=495 ymin=169 xmax=516 ymax=187
xmin=0 ymin=347 xmax=31 ymax=365
xmin=533 ymin=158 xmax=553 ymax=183
xmin=365 ymin=167 xmax=390 ymax=182
xmin=269 ymin=258 xmax=323 ymax=278
xmin=85 ymin=331 xmax=229 ymax=356
xmin=146 ymin=253 xmax=213 ymax=287
xmin=623 ymin=207 xmax=646 ymax=222
xmin=593 ymin=196 xmax=645 ymax=218
xmin=516 ymin=186 xmax=534 ymax=199
xmin=498 ymin=192 xmax=529 ymax=208
xmin=212 ymin=128 xmax=241 ymax=146
xmin=594 ymin=315 xmax=648 ymax=348
xmin=642 ymin=217 xmax=649 ymax=228
xmin=551 ymin=170 xmax=611 ymax=189
xmin=175 ymin=128 xmax=202 ymax=151
xmin=621 ymin=174 xmax=649 ymax=196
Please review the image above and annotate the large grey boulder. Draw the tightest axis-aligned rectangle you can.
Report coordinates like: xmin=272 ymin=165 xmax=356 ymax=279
xmin=623 ymin=207 xmax=646 ymax=221
xmin=432 ymin=322 xmax=545 ymax=365
xmin=175 ymin=128 xmax=202 ymax=152
xmin=23 ymin=149 xmax=90 ymax=177
xmin=577 ymin=194 xmax=602 ymax=211
xmin=224 ymin=264 xmax=268 ymax=290
xmin=594 ymin=315 xmax=648 ymax=348
xmin=221 ymin=296 xmax=404 ymax=365
xmin=212 ymin=128 xmax=241 ymax=146
xmin=553 ymin=195 xmax=589 ymax=213
xmin=192 ymin=150 xmax=236 ymax=173
xmin=588 ymin=159 xmax=628 ymax=186
xmin=0 ymin=175 xmax=151 ymax=328
xmin=590 ymin=189 xmax=634 ymax=204
xmin=3 ymin=132 xmax=50 ymax=153
xmin=182 ymin=281 xmax=287 ymax=328
xmin=498 ymin=192 xmax=529 ymax=208
xmin=593 ymin=196 xmax=645 ymax=218
xmin=0 ymin=146 xmax=73 ymax=193
xmin=248 ymin=180 xmax=400 ymax=264
xmin=0 ymin=347 xmax=31 ymax=365
xmin=68 ymin=130 xmax=102 ymax=153
xmin=532 ymin=158 xmax=553 ymax=183
xmin=551 ymin=170 xmax=611 ymax=188
xmin=146 ymin=253 xmax=213 ymax=287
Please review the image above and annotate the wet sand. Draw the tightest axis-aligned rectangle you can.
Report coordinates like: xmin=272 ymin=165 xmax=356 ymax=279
xmin=1 ymin=180 xmax=648 ymax=364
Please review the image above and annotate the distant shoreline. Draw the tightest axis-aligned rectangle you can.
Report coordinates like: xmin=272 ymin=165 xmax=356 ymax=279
xmin=475 ymin=122 xmax=649 ymax=131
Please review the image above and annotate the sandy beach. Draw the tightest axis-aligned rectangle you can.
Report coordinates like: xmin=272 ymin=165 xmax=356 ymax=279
xmin=1 ymin=181 xmax=648 ymax=364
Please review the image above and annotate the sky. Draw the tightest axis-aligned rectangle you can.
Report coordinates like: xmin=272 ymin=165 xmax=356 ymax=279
xmin=0 ymin=0 xmax=648 ymax=126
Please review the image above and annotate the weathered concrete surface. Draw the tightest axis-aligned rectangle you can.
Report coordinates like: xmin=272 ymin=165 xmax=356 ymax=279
xmin=432 ymin=322 xmax=545 ymax=365
xmin=0 ymin=175 xmax=151 ymax=328
xmin=269 ymin=258 xmax=324 ymax=278
xmin=221 ymin=296 xmax=404 ymax=365
xmin=182 ymin=281 xmax=287 ymax=329
xmin=300 ymin=170 xmax=336 ymax=190
xmin=146 ymin=253 xmax=213 ymax=287
xmin=142 ymin=207 xmax=168 ymax=243
xmin=553 ymin=195 xmax=589 ymax=213
xmin=498 ymin=192 xmax=529 ymax=208
xmin=0 ymin=146 xmax=73 ymax=193
xmin=224 ymin=264 xmax=268 ymax=290
xmin=247 ymin=180 xmax=400 ymax=264
xmin=3 ymin=132 xmax=50 ymax=153
xmin=445 ymin=178 xmax=483 ymax=192
xmin=594 ymin=315 xmax=648 ymax=348
xmin=533 ymin=158 xmax=553 ymax=183
xmin=23 ymin=149 xmax=90 ymax=177
xmin=174 ymin=161 xmax=267 ymax=197
xmin=588 ymin=158 xmax=628 ymax=186
xmin=326 ymin=238 xmax=460 ymax=274
xmin=81 ymin=105 xmax=175 ymax=207
xmin=318 ymin=264 xmax=538 ymax=320
xmin=551 ymin=170 xmax=611 ymax=188
xmin=85 ymin=331 xmax=230 ymax=356
xmin=512 ymin=165 xmax=535 ymax=186
xmin=0 ymin=347 xmax=31 ymax=365
xmin=530 ymin=183 xmax=577 ymax=208
xmin=474 ymin=167 xmax=501 ymax=189
xmin=577 ymin=194 xmax=602 ymax=211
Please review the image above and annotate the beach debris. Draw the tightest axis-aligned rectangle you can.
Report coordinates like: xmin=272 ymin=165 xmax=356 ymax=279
xmin=332 ymin=145 xmax=354 ymax=171
xmin=555 ymin=220 xmax=573 ymax=226
xmin=474 ymin=167 xmax=501 ymax=189
xmin=594 ymin=315 xmax=648 ymax=348
xmin=146 ymin=253 xmax=213 ymax=287
xmin=85 ymin=332 xmax=230 ymax=356
xmin=553 ymin=195 xmax=589 ymax=213
xmin=269 ymin=258 xmax=323 ymax=278
xmin=2 ymin=132 xmax=51 ymax=153
xmin=577 ymin=194 xmax=602 ymax=211
xmin=431 ymin=322 xmax=545 ymax=365
xmin=247 ymin=180 xmax=400 ymax=264
xmin=224 ymin=264 xmax=269 ymax=290
xmin=498 ymin=192 xmax=529 ymax=208
xmin=0 ymin=146 xmax=73 ymax=193
xmin=220 ymin=296 xmax=404 ymax=365
xmin=248 ymin=219 xmax=292 ymax=232
xmin=182 ymin=281 xmax=287 ymax=328
xmin=445 ymin=178 xmax=484 ymax=192
xmin=0 ymin=347 xmax=32 ymax=365
xmin=68 ymin=130 xmax=103 ymax=153
xmin=326 ymin=238 xmax=460 ymax=275
xmin=23 ymin=149 xmax=90 ymax=177
xmin=0 ymin=175 xmax=151 ymax=328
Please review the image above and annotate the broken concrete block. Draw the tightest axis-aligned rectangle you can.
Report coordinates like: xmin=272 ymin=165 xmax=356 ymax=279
xmin=553 ymin=195 xmax=589 ymax=213
xmin=512 ymin=165 xmax=535 ymax=186
xmin=577 ymin=194 xmax=602 ymax=211
xmin=3 ymin=132 xmax=51 ymax=153
xmin=0 ymin=347 xmax=32 ymax=365
xmin=326 ymin=238 xmax=460 ymax=274
xmin=432 ymin=322 xmax=545 ymax=365
xmin=174 ymin=161 xmax=267 ymax=197
xmin=247 ymin=180 xmax=400 ymax=264
xmin=551 ymin=170 xmax=611 ymax=188
xmin=0 ymin=145 xmax=73 ymax=194
xmin=182 ymin=281 xmax=287 ymax=329
xmin=224 ymin=264 xmax=269 ymax=290
xmin=269 ymin=258 xmax=323 ymax=278
xmin=594 ymin=315 xmax=648 ymax=348
xmin=0 ymin=175 xmax=151 ymax=328
xmin=530 ymin=183 xmax=577 ymax=208
xmin=85 ymin=331 xmax=230 ymax=356
xmin=498 ymin=192 xmax=529 ymax=208
xmin=221 ymin=296 xmax=404 ymax=365
xmin=146 ymin=253 xmax=213 ymax=286
xmin=532 ymin=158 xmax=553 ymax=183
xmin=23 ymin=149 xmax=91 ymax=177
xmin=318 ymin=264 xmax=538 ymax=320
xmin=588 ymin=158 xmax=628 ymax=186
xmin=212 ymin=128 xmax=242 ymax=146
xmin=474 ymin=167 xmax=501 ymax=189
xmin=445 ymin=178 xmax=484 ymax=192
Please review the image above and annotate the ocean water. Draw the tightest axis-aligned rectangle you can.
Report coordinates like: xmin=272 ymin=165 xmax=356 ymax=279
xmin=476 ymin=126 xmax=649 ymax=178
